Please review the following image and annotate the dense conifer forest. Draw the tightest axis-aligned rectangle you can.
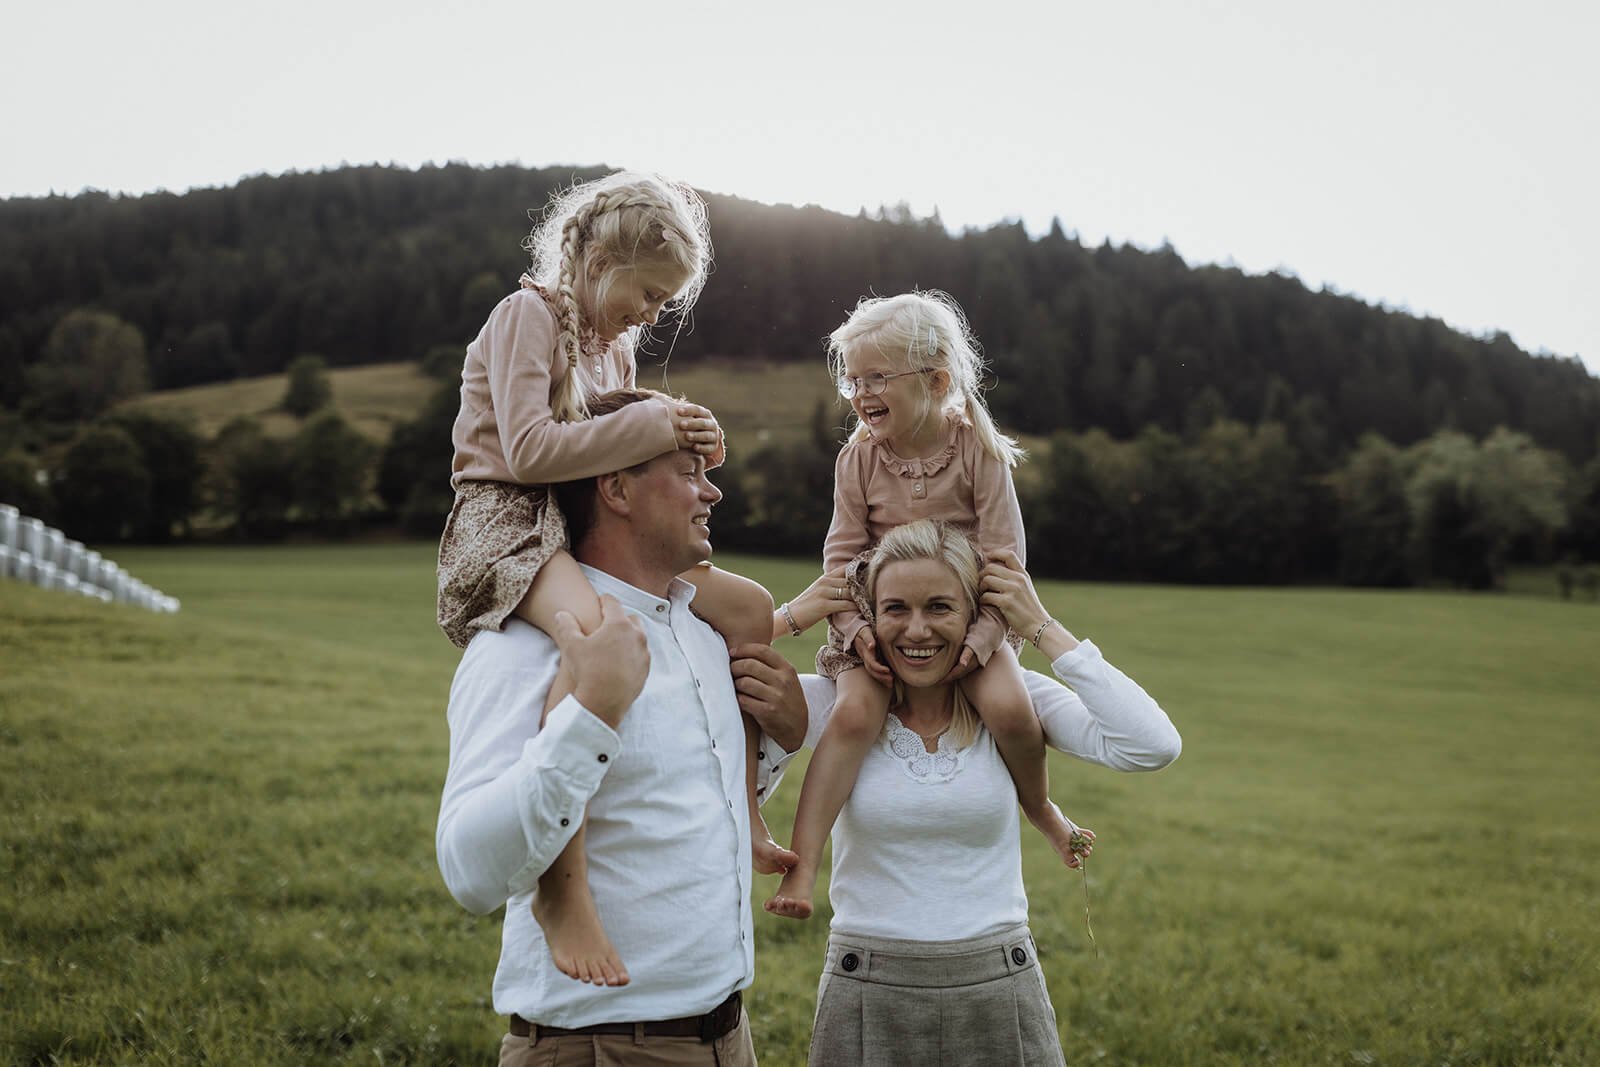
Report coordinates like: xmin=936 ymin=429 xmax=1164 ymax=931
xmin=3 ymin=163 xmax=1598 ymax=587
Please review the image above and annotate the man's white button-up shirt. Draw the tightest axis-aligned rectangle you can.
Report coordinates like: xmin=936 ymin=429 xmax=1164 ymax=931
xmin=436 ymin=565 xmax=796 ymax=1027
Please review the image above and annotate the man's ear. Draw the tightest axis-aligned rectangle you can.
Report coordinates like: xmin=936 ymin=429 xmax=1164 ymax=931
xmin=593 ymin=470 xmax=630 ymax=518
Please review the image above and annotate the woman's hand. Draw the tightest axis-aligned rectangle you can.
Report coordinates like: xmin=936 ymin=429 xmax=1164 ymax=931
xmin=774 ymin=565 xmax=853 ymax=639
xmin=980 ymin=549 xmax=1078 ymax=659
xmin=853 ymin=628 xmax=894 ymax=686
xmin=673 ymin=402 xmax=725 ymax=465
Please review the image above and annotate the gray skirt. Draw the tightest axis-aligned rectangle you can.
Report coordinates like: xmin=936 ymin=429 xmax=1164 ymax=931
xmin=809 ymin=924 xmax=1066 ymax=1067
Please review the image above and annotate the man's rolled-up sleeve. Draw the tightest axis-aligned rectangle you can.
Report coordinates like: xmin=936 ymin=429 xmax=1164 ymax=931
xmin=435 ymin=639 xmax=622 ymax=915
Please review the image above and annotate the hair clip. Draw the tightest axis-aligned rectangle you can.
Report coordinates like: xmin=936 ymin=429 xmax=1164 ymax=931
xmin=927 ymin=325 xmax=937 ymax=353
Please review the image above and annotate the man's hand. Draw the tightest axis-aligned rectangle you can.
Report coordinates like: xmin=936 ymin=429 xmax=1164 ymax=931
xmin=729 ymin=644 xmax=808 ymax=753
xmin=553 ymin=596 xmax=649 ymax=730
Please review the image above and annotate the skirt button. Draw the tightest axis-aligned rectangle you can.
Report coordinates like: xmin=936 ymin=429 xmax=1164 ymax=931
xmin=841 ymin=953 xmax=859 ymax=972
xmin=1011 ymin=947 xmax=1028 ymax=965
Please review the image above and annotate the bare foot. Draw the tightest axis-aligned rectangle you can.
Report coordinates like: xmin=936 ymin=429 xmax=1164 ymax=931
xmin=754 ymin=835 xmax=800 ymax=875
xmin=1029 ymin=801 xmax=1095 ymax=870
xmin=531 ymin=884 xmax=630 ymax=986
xmin=764 ymin=864 xmax=815 ymax=919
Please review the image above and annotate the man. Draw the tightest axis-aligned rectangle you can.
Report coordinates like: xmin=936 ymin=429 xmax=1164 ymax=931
xmin=435 ymin=388 xmax=808 ymax=1066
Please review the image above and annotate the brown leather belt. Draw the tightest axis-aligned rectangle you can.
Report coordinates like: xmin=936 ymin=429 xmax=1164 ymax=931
xmin=510 ymin=991 xmax=741 ymax=1043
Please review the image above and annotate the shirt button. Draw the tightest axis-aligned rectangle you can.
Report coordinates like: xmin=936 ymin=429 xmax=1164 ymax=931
xmin=756 ymin=751 xmax=765 ymax=761
xmin=912 ymin=481 xmax=925 ymax=497
xmin=655 ymin=605 xmax=666 ymax=613
xmin=560 ymin=818 xmax=570 ymax=827
xmin=597 ymin=754 xmax=608 ymax=763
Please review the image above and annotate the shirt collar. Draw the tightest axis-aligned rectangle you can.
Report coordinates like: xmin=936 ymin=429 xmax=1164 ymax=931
xmin=578 ymin=563 xmax=697 ymax=623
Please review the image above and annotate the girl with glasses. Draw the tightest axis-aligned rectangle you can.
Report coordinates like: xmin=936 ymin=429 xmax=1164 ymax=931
xmin=766 ymin=290 xmax=1094 ymax=920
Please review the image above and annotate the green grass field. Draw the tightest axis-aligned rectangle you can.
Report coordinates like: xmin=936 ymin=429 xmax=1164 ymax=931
xmin=3 ymin=545 xmax=1599 ymax=1065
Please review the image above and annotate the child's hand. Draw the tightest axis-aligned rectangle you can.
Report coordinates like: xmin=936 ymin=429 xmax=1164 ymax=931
xmin=673 ymin=402 xmax=724 ymax=463
xmin=938 ymin=644 xmax=979 ymax=685
xmin=853 ymin=629 xmax=894 ymax=686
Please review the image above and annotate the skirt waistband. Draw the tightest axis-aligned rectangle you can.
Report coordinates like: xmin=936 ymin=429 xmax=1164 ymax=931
xmin=822 ymin=924 xmax=1038 ymax=988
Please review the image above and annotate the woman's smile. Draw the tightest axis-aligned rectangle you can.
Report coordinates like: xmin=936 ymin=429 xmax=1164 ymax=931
xmin=873 ymin=558 xmax=972 ymax=684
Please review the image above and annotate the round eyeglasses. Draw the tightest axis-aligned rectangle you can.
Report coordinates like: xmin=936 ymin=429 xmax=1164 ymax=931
xmin=836 ymin=368 xmax=934 ymax=400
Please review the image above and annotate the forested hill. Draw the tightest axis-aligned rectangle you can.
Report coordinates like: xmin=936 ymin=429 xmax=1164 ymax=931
xmin=2 ymin=162 xmax=1596 ymax=461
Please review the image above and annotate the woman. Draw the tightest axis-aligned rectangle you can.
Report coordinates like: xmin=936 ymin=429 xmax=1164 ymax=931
xmin=779 ymin=520 xmax=1181 ymax=1066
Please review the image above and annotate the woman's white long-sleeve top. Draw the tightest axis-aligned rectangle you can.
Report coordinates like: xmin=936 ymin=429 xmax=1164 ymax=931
xmin=796 ymin=640 xmax=1180 ymax=942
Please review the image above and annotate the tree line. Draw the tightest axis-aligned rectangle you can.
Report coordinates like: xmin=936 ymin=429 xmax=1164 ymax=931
xmin=2 ymin=162 xmax=1596 ymax=462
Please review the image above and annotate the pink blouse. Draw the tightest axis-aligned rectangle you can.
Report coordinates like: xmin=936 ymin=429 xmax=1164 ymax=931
xmin=450 ymin=284 xmax=678 ymax=488
xmin=822 ymin=413 xmax=1025 ymax=664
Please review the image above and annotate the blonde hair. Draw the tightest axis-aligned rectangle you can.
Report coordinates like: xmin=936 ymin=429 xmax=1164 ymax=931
xmin=865 ymin=519 xmax=985 ymax=749
xmin=827 ymin=290 xmax=1023 ymax=468
xmin=523 ymin=172 xmax=712 ymax=422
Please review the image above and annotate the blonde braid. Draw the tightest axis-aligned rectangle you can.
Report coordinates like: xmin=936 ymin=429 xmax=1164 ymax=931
xmin=549 ymin=207 xmax=592 ymax=423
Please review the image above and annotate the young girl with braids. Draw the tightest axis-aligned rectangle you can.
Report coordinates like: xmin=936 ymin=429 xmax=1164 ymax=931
xmin=765 ymin=290 xmax=1094 ymax=920
xmin=438 ymin=171 xmax=782 ymax=987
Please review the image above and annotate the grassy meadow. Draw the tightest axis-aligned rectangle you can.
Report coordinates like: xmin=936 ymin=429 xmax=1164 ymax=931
xmin=3 ymin=544 xmax=1599 ymax=1065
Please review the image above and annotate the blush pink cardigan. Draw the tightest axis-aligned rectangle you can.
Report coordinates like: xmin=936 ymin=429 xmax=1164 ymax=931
xmin=450 ymin=285 xmax=678 ymax=488
xmin=822 ymin=413 xmax=1025 ymax=664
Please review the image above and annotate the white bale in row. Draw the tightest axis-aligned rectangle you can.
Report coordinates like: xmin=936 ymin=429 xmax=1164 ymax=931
xmin=18 ymin=515 xmax=45 ymax=560
xmin=43 ymin=527 xmax=64 ymax=568
xmin=60 ymin=539 xmax=87 ymax=580
xmin=0 ymin=503 xmax=17 ymax=552
xmin=9 ymin=549 xmax=39 ymax=583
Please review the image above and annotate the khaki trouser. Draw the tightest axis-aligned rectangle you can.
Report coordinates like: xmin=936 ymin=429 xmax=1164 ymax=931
xmin=497 ymin=1007 xmax=756 ymax=1067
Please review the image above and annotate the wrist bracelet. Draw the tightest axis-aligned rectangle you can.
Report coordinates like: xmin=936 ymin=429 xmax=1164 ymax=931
xmin=779 ymin=602 xmax=802 ymax=637
xmin=1029 ymin=618 xmax=1056 ymax=647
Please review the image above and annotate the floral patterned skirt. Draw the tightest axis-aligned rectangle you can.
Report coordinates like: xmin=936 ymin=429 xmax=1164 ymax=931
xmin=436 ymin=480 xmax=567 ymax=649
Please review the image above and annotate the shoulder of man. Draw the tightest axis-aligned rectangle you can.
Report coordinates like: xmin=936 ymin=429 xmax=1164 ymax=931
xmin=456 ymin=618 xmax=555 ymax=677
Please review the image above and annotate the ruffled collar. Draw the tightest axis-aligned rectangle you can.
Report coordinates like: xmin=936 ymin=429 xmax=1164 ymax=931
xmin=876 ymin=412 xmax=964 ymax=479
xmin=519 ymin=274 xmax=611 ymax=359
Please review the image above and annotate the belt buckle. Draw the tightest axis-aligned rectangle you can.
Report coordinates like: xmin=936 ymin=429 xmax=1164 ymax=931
xmin=699 ymin=991 xmax=739 ymax=1042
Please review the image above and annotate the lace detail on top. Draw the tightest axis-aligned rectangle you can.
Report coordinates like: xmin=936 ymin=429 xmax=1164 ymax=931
xmin=882 ymin=713 xmax=968 ymax=783
xmin=875 ymin=413 xmax=962 ymax=479
xmin=518 ymin=275 xmax=611 ymax=358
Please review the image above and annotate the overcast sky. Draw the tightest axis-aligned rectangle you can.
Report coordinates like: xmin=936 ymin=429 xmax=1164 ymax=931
xmin=4 ymin=0 xmax=1596 ymax=373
